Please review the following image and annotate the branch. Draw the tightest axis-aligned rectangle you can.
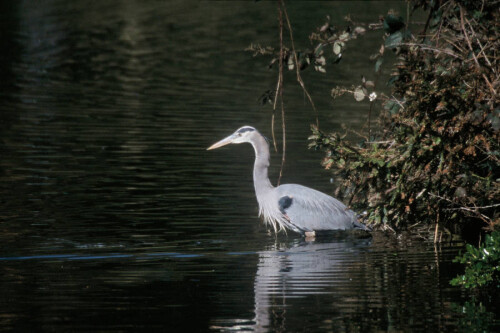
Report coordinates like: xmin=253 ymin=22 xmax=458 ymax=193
xmin=429 ymin=192 xmax=496 ymax=223
xmin=271 ymin=2 xmax=283 ymax=155
xmin=276 ymin=1 xmax=286 ymax=185
xmin=399 ymin=43 xmax=460 ymax=58
xmin=459 ymin=5 xmax=497 ymax=96
xmin=280 ymin=0 xmax=319 ymax=127
xmin=445 ymin=203 xmax=500 ymax=210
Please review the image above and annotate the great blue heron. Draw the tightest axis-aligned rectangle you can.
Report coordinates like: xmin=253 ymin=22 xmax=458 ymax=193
xmin=207 ymin=126 xmax=371 ymax=236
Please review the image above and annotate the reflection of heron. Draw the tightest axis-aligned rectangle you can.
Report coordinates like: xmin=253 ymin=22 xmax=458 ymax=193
xmin=252 ymin=238 xmax=371 ymax=331
xmin=208 ymin=126 xmax=371 ymax=236
xmin=210 ymin=237 xmax=372 ymax=332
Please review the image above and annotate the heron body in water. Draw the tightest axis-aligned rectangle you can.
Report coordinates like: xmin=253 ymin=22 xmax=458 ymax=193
xmin=208 ymin=126 xmax=371 ymax=236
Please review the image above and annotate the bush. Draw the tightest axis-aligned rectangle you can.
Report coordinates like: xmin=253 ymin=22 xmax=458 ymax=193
xmin=451 ymin=231 xmax=500 ymax=289
xmin=308 ymin=0 xmax=499 ymax=233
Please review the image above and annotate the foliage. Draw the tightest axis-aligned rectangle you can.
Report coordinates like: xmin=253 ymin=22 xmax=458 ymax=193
xmin=450 ymin=301 xmax=497 ymax=332
xmin=308 ymin=0 xmax=499 ymax=232
xmin=245 ymin=14 xmax=371 ymax=79
xmin=450 ymin=231 xmax=500 ymax=289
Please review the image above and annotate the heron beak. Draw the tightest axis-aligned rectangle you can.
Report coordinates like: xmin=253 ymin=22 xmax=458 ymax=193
xmin=207 ymin=134 xmax=236 ymax=150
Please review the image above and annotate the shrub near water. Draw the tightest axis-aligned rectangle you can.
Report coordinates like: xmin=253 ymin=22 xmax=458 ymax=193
xmin=451 ymin=231 xmax=500 ymax=289
xmin=309 ymin=0 xmax=499 ymax=235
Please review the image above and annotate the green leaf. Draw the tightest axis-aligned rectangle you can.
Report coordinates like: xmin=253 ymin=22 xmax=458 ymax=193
xmin=383 ymin=14 xmax=405 ymax=33
xmin=385 ymin=31 xmax=403 ymax=49
xmin=384 ymin=100 xmax=401 ymax=115
xmin=451 ymin=231 xmax=500 ymax=289
xmin=387 ymin=75 xmax=399 ymax=86
xmin=430 ymin=9 xmax=442 ymax=28
xmin=375 ymin=57 xmax=384 ymax=73
xmin=314 ymin=44 xmax=324 ymax=57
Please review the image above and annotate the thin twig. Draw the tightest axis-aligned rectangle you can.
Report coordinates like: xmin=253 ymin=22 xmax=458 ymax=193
xmin=271 ymin=2 xmax=284 ymax=154
xmin=368 ymin=55 xmax=383 ymax=140
xmin=280 ymin=0 xmax=319 ymax=127
xmin=433 ymin=0 xmax=453 ymax=45
xmin=445 ymin=206 xmax=492 ymax=223
xmin=276 ymin=0 xmax=285 ymax=185
xmin=465 ymin=16 xmax=496 ymax=75
xmin=445 ymin=203 xmax=500 ymax=210
xmin=420 ymin=3 xmax=435 ymax=42
xmin=271 ymin=113 xmax=278 ymax=153
xmin=278 ymin=87 xmax=286 ymax=186
xmin=442 ymin=36 xmax=466 ymax=54
xmin=368 ymin=97 xmax=374 ymax=140
xmin=475 ymin=41 xmax=495 ymax=73
xmin=434 ymin=221 xmax=439 ymax=243
xmin=460 ymin=6 xmax=481 ymax=69
xmin=346 ymin=127 xmax=369 ymax=141
xmin=391 ymin=95 xmax=406 ymax=110
xmin=459 ymin=5 xmax=497 ymax=95
xmin=400 ymin=43 xmax=460 ymax=58
xmin=429 ymin=192 xmax=495 ymax=222
xmin=366 ymin=140 xmax=395 ymax=145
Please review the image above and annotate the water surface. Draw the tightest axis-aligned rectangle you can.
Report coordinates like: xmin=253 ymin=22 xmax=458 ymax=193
xmin=0 ymin=1 xmax=498 ymax=332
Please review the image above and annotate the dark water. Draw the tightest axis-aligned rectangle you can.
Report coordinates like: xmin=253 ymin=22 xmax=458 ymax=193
xmin=0 ymin=1 xmax=498 ymax=332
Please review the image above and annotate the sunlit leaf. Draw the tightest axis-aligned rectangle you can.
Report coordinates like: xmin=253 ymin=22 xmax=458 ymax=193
xmin=354 ymin=26 xmax=366 ymax=35
xmin=354 ymin=86 xmax=365 ymax=101
xmin=316 ymin=56 xmax=326 ymax=66
xmin=315 ymin=65 xmax=326 ymax=73
xmin=319 ymin=22 xmax=330 ymax=33
xmin=333 ymin=41 xmax=344 ymax=55
xmin=268 ymin=57 xmax=278 ymax=69
xmin=375 ymin=57 xmax=384 ymax=73
xmin=338 ymin=32 xmax=349 ymax=41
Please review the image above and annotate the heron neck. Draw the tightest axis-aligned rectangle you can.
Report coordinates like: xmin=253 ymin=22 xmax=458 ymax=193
xmin=250 ymin=134 xmax=274 ymax=195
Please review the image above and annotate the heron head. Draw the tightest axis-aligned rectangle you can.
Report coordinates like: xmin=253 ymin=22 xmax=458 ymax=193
xmin=207 ymin=126 xmax=257 ymax=150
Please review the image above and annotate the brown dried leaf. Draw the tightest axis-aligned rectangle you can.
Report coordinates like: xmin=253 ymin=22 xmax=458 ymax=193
xmin=464 ymin=145 xmax=476 ymax=156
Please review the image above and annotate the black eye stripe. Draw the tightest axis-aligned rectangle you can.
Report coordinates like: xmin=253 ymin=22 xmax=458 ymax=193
xmin=237 ymin=127 xmax=255 ymax=134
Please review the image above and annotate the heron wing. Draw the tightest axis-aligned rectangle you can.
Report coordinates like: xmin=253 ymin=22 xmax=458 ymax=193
xmin=276 ymin=184 xmax=357 ymax=231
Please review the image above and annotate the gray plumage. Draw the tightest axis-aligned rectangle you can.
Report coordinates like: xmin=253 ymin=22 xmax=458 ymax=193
xmin=207 ymin=126 xmax=370 ymax=235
